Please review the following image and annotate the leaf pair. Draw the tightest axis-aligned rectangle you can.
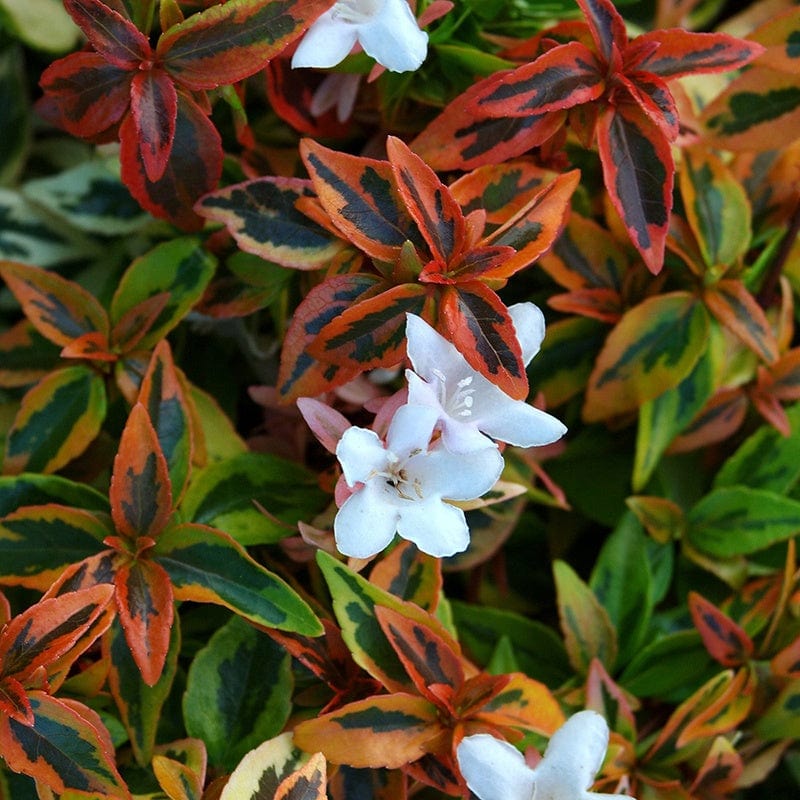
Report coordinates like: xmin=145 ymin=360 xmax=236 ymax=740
xmin=38 ymin=0 xmax=334 ymax=228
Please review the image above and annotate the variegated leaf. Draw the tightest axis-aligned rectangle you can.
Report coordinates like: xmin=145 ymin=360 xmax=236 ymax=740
xmin=375 ymin=606 xmax=464 ymax=709
xmin=110 ymin=403 xmax=172 ymax=540
xmin=467 ymin=41 xmax=604 ymax=119
xmin=196 ymin=177 xmax=345 ymax=269
xmin=629 ymin=29 xmax=764 ymax=78
xmin=679 ymin=148 xmax=751 ymax=269
xmin=130 ymin=68 xmax=178 ymax=183
xmin=105 ymin=614 xmax=180 ymax=765
xmin=119 ymin=91 xmax=222 ymax=231
xmin=316 ymin=550 xmax=455 ymax=693
xmin=477 ymin=671 xmax=564 ymax=734
xmin=301 ymin=139 xmax=420 ymax=262
xmin=184 ymin=615 xmax=292 ymax=771
xmin=3 ymin=365 xmax=107 ymax=475
xmin=0 ymin=691 xmax=129 ymax=798
xmin=0 ymin=504 xmax=110 ymax=590
xmin=584 ymin=292 xmax=709 ymax=422
xmin=748 ymin=6 xmax=800 ymax=73
xmin=0 ymin=321 xmax=59 ymax=388
xmin=114 ymin=557 xmax=174 ymax=686
xmin=596 ymin=101 xmax=673 ymax=274
xmin=553 ymin=559 xmax=618 ymax=675
xmin=368 ymin=541 xmax=441 ymax=612
xmin=440 ymin=283 xmax=527 ymax=399
xmin=701 ymin=68 xmax=800 ymax=151
xmin=37 ymin=52 xmax=133 ymax=139
xmin=154 ymin=522 xmax=322 ymax=635
xmin=0 ymin=261 xmax=108 ymax=347
xmin=0 ymin=585 xmax=113 ymax=681
xmin=292 ymin=693 xmax=439 ymax=769
xmin=110 ymin=236 xmax=217 ymax=350
xmin=139 ymin=341 xmax=194 ymax=503
xmin=64 ymin=0 xmax=151 ymax=67
xmin=688 ymin=592 xmax=754 ymax=667
xmin=277 ymin=273 xmax=379 ymax=401
xmin=576 ymin=0 xmax=626 ymax=63
xmin=275 ymin=752 xmax=326 ymax=800
xmin=309 ymin=283 xmax=428 ymax=370
xmin=158 ymin=0 xmax=333 ymax=90
xmin=703 ymin=280 xmax=779 ymax=364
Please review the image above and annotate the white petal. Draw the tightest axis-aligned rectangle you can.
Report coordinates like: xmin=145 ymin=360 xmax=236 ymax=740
xmin=334 ymin=485 xmax=398 ymax=558
xmin=476 ymin=399 xmax=567 ymax=448
xmin=385 ymin=403 xmax=438 ymax=459
xmin=439 ymin=417 xmax=498 ymax=454
xmin=336 ymin=426 xmax=387 ymax=486
xmin=291 ymin=11 xmax=359 ymax=69
xmin=412 ymin=444 xmax=503 ymax=501
xmin=531 ymin=710 xmax=610 ymax=796
xmin=456 ymin=734 xmax=536 ymax=800
xmin=357 ymin=0 xmax=428 ymax=72
xmin=509 ymin=302 xmax=546 ymax=366
xmin=396 ymin=500 xmax=469 ymax=557
xmin=405 ymin=314 xmax=469 ymax=386
xmin=405 ymin=368 xmax=443 ymax=414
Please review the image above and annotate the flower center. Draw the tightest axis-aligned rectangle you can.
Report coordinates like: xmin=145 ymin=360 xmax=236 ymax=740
xmin=332 ymin=0 xmax=382 ymax=24
xmin=432 ymin=368 xmax=475 ymax=418
xmin=374 ymin=450 xmax=424 ymax=501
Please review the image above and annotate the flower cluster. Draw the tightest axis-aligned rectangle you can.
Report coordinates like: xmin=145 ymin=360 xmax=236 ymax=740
xmin=457 ymin=710 xmax=631 ymax=800
xmin=302 ymin=305 xmax=566 ymax=560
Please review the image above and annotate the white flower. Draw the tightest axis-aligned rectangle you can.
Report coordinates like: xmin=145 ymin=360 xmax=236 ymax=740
xmin=333 ymin=403 xmax=503 ymax=558
xmin=456 ymin=710 xmax=631 ymax=800
xmin=292 ymin=0 xmax=428 ymax=73
xmin=405 ymin=304 xmax=567 ymax=454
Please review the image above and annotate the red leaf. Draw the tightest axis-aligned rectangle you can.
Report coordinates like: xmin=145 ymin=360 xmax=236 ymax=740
xmin=576 ymin=0 xmax=627 ymax=63
xmin=440 ymin=283 xmax=527 ymax=399
xmin=110 ymin=292 xmax=171 ymax=353
xmin=60 ymin=331 xmax=116 ymax=362
xmin=158 ymin=0 xmax=334 ymax=90
xmin=109 ymin=403 xmax=173 ymax=540
xmin=64 ymin=0 xmax=152 ymax=68
xmin=114 ymin=558 xmax=175 ymax=685
xmin=38 ymin=53 xmax=133 ymax=139
xmin=621 ymin=71 xmax=679 ymax=140
xmin=688 ymin=592 xmax=754 ymax=667
xmin=627 ymin=29 xmax=764 ymax=78
xmin=467 ymin=41 xmax=604 ymax=119
xmin=120 ymin=91 xmax=222 ymax=230
xmin=387 ymin=136 xmax=466 ymax=266
xmin=596 ymin=101 xmax=673 ymax=274
xmin=130 ymin=69 xmax=178 ymax=183
xmin=0 ymin=677 xmax=33 ymax=726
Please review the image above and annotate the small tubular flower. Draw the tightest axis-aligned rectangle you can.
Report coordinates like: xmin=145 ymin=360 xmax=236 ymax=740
xmin=405 ymin=305 xmax=567 ymax=453
xmin=333 ymin=404 xmax=503 ymax=558
xmin=456 ymin=710 xmax=631 ymax=800
xmin=291 ymin=0 xmax=428 ymax=73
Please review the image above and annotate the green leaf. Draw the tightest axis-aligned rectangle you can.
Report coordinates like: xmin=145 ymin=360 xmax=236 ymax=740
xmin=0 ymin=46 xmax=28 ymax=185
xmin=0 ymin=0 xmax=80 ymax=53
xmin=155 ymin=522 xmax=322 ymax=636
xmin=553 ymin=560 xmax=618 ymax=675
xmin=714 ymin=402 xmax=800 ymax=493
xmin=183 ymin=615 xmax=292 ymax=771
xmin=180 ymin=452 xmax=328 ymax=545
xmin=620 ymin=630 xmax=716 ymax=699
xmin=3 ymin=366 xmax=106 ymax=475
xmin=590 ymin=513 xmax=654 ymax=667
xmin=686 ymin=486 xmax=800 ymax=557
xmin=584 ymin=292 xmax=710 ymax=422
xmin=754 ymin=679 xmax=800 ymax=741
xmin=109 ymin=237 xmax=217 ymax=349
xmin=105 ymin=614 xmax=180 ymax=766
xmin=450 ymin=601 xmax=571 ymax=687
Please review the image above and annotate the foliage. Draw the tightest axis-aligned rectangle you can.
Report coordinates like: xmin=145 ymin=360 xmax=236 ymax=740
xmin=0 ymin=0 xmax=799 ymax=797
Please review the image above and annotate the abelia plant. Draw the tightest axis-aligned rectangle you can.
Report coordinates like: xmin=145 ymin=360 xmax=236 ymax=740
xmin=0 ymin=0 xmax=799 ymax=797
